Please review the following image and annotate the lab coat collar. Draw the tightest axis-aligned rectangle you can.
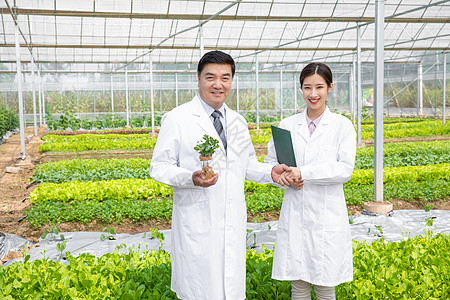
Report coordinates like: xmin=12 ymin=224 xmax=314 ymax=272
xmin=296 ymin=106 xmax=331 ymax=142
xmin=191 ymin=95 xmax=228 ymax=155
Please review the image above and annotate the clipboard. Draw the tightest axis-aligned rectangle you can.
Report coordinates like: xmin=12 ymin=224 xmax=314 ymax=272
xmin=270 ymin=125 xmax=297 ymax=167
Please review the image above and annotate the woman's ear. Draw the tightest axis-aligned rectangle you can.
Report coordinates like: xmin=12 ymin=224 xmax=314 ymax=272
xmin=328 ymin=83 xmax=334 ymax=93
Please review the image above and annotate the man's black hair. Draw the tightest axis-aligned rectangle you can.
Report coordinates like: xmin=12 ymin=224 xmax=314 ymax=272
xmin=197 ymin=50 xmax=235 ymax=78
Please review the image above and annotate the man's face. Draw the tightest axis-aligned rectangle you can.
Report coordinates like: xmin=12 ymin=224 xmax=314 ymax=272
xmin=198 ymin=63 xmax=233 ymax=110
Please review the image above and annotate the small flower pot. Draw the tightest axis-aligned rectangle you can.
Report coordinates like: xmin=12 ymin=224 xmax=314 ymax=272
xmin=199 ymin=156 xmax=215 ymax=180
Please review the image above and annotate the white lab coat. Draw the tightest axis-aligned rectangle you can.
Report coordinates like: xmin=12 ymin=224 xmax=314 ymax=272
xmin=150 ymin=95 xmax=274 ymax=300
xmin=265 ymin=107 xmax=356 ymax=286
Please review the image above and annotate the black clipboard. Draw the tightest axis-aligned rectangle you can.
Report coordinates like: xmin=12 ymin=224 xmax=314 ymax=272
xmin=270 ymin=125 xmax=297 ymax=167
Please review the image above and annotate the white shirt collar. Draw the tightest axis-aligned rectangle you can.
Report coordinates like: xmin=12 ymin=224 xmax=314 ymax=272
xmin=198 ymin=94 xmax=226 ymax=117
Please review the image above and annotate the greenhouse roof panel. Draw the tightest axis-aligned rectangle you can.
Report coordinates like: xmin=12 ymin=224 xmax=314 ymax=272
xmin=0 ymin=0 xmax=448 ymax=67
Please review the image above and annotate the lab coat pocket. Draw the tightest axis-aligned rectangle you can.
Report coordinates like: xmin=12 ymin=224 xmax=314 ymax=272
xmin=318 ymin=146 xmax=337 ymax=163
xmin=174 ymin=188 xmax=212 ymax=235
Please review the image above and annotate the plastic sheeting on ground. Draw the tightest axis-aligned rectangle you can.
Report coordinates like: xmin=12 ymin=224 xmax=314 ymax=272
xmin=1 ymin=209 xmax=449 ymax=267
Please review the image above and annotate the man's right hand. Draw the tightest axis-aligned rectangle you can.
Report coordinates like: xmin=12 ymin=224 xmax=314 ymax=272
xmin=192 ymin=170 xmax=218 ymax=187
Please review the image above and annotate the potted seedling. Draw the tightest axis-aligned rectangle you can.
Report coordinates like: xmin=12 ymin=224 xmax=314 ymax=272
xmin=194 ymin=134 xmax=219 ymax=180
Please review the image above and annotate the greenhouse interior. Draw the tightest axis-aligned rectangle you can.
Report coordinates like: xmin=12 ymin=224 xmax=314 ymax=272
xmin=0 ymin=0 xmax=449 ymax=299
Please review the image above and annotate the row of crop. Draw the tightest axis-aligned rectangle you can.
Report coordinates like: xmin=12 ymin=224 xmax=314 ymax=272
xmin=46 ymin=112 xmax=164 ymax=131
xmin=39 ymin=134 xmax=157 ymax=152
xmin=25 ymin=179 xmax=450 ymax=227
xmin=30 ymin=162 xmax=450 ymax=204
xmin=32 ymin=158 xmax=151 ymax=183
xmin=251 ymin=120 xmax=450 ymax=145
xmin=355 ymin=140 xmax=450 ymax=169
xmin=0 ymin=106 xmax=19 ymax=138
xmin=50 ymin=128 xmax=158 ymax=136
xmin=39 ymin=119 xmax=449 ymax=153
xmin=32 ymin=140 xmax=450 ymax=184
xmin=46 ymin=110 xmax=281 ymax=132
xmin=1 ymin=234 xmax=448 ymax=299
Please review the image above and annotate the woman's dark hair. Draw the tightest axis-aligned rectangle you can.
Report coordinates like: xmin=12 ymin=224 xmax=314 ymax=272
xmin=299 ymin=62 xmax=333 ymax=88
xmin=197 ymin=50 xmax=235 ymax=78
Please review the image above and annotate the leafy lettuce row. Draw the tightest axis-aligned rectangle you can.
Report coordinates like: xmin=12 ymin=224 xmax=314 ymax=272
xmin=1 ymin=234 xmax=448 ymax=299
xmin=26 ymin=180 xmax=449 ymax=227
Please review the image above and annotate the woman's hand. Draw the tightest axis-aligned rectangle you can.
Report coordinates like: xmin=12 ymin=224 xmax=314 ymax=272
xmin=279 ymin=167 xmax=304 ymax=190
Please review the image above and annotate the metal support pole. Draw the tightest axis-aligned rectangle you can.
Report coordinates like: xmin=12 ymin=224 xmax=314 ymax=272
xmin=444 ymin=53 xmax=447 ymax=124
xmin=357 ymin=24 xmax=362 ymax=145
xmin=294 ymin=73 xmax=298 ymax=114
xmin=150 ymin=56 xmax=155 ymax=134
xmin=93 ymin=86 xmax=96 ymax=113
xmin=31 ymin=55 xmax=38 ymax=136
xmin=351 ymin=55 xmax=356 ymax=123
xmin=160 ymin=73 xmax=163 ymax=111
xmin=374 ymin=0 xmax=385 ymax=202
xmin=42 ymin=74 xmax=46 ymax=125
xmin=15 ymin=24 xmax=26 ymax=158
xmin=175 ymin=73 xmax=179 ymax=107
xmin=236 ymin=74 xmax=240 ymax=113
xmin=38 ymin=68 xmax=42 ymax=126
xmin=76 ymin=76 xmax=79 ymax=115
xmin=125 ymin=68 xmax=129 ymax=127
xmin=418 ymin=63 xmax=423 ymax=117
xmin=110 ymin=73 xmax=114 ymax=113
xmin=256 ymin=56 xmax=260 ymax=131
xmin=199 ymin=22 xmax=204 ymax=58
xmin=434 ymin=51 xmax=438 ymax=118
xmin=280 ymin=69 xmax=283 ymax=119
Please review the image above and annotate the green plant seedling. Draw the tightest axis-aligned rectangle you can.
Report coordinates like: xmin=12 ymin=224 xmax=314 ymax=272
xmin=423 ymin=204 xmax=435 ymax=227
xmin=100 ymin=227 xmax=116 ymax=241
xmin=194 ymin=134 xmax=219 ymax=157
xmin=150 ymin=228 xmax=165 ymax=242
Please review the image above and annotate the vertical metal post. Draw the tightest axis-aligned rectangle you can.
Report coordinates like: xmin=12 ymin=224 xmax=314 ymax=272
xmin=60 ymin=75 xmax=63 ymax=112
xmin=294 ymin=73 xmax=298 ymax=114
xmin=256 ymin=56 xmax=260 ymax=131
xmin=38 ymin=68 xmax=42 ymax=126
xmin=160 ymin=73 xmax=163 ymax=111
xmin=386 ymin=71 xmax=390 ymax=117
xmin=125 ymin=68 xmax=129 ymax=127
xmin=357 ymin=24 xmax=362 ymax=145
xmin=76 ymin=76 xmax=79 ymax=115
xmin=236 ymin=74 xmax=240 ymax=113
xmin=175 ymin=73 xmax=179 ymax=107
xmin=434 ymin=51 xmax=438 ymax=118
xmin=42 ymin=73 xmax=46 ymax=125
xmin=31 ymin=55 xmax=38 ymax=136
xmin=444 ymin=53 xmax=447 ymax=124
xmin=110 ymin=73 xmax=114 ymax=113
xmin=15 ymin=24 xmax=26 ymax=158
xmin=280 ymin=69 xmax=283 ymax=119
xmin=400 ymin=84 xmax=403 ymax=118
xmin=150 ymin=55 xmax=155 ymax=134
xmin=374 ymin=0 xmax=385 ymax=202
xmin=351 ymin=55 xmax=356 ymax=123
xmin=199 ymin=22 xmax=204 ymax=58
xmin=418 ymin=63 xmax=423 ymax=117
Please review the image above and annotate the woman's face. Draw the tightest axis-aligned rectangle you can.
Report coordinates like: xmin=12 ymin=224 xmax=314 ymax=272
xmin=301 ymin=73 xmax=333 ymax=117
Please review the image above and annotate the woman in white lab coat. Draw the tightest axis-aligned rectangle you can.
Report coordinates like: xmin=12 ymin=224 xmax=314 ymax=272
xmin=265 ymin=62 xmax=356 ymax=300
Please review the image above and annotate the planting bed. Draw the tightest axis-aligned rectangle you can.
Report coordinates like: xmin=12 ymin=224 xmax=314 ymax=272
xmin=1 ymin=117 xmax=449 ymax=299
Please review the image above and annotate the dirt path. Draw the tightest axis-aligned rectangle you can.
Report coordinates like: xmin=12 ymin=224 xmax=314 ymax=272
xmin=0 ymin=127 xmax=45 ymax=240
xmin=0 ymin=128 xmax=448 ymax=241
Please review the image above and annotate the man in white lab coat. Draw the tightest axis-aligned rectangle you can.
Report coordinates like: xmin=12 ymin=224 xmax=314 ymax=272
xmin=150 ymin=50 xmax=292 ymax=299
